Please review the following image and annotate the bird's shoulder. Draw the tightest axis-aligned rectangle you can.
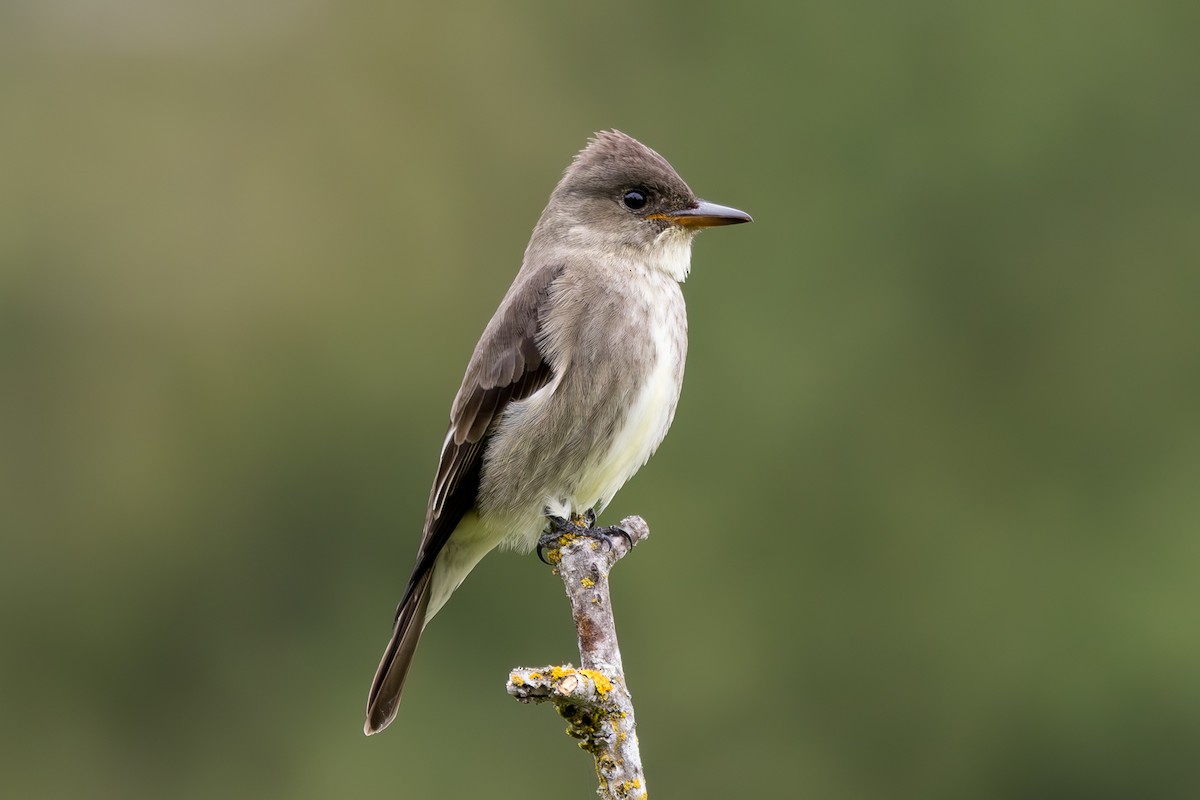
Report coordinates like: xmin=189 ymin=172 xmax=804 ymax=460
xmin=450 ymin=262 xmax=565 ymax=427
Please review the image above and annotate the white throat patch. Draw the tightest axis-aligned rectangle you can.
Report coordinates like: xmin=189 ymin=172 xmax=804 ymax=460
xmin=650 ymin=228 xmax=695 ymax=282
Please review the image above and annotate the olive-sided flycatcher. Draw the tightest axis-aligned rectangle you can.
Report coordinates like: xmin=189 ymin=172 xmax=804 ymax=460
xmin=365 ymin=131 xmax=750 ymax=734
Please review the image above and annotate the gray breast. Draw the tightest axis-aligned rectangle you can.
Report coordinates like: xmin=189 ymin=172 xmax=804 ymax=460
xmin=476 ymin=266 xmax=686 ymax=522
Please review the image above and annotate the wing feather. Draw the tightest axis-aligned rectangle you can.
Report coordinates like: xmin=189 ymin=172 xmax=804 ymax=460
xmin=391 ymin=264 xmax=563 ymax=618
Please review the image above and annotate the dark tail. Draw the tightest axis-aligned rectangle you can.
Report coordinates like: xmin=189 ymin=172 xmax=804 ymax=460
xmin=364 ymin=573 xmax=433 ymax=735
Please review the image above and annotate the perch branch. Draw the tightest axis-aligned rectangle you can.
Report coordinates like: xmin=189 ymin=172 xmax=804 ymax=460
xmin=507 ymin=515 xmax=650 ymax=800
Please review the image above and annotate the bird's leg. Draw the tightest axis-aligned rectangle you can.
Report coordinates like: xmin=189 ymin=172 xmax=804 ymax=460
xmin=536 ymin=508 xmax=632 ymax=564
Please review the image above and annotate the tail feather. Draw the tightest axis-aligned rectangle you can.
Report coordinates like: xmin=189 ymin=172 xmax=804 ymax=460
xmin=364 ymin=513 xmax=497 ymax=734
xmin=364 ymin=573 xmax=432 ymax=735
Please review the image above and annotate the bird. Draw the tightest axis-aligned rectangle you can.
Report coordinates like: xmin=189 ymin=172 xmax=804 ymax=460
xmin=365 ymin=130 xmax=750 ymax=735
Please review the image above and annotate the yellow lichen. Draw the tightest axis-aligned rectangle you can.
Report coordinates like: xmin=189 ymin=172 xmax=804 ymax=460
xmin=543 ymin=533 xmax=575 ymax=566
xmin=581 ymin=576 xmax=595 ymax=588
xmin=549 ymin=665 xmax=575 ymax=680
xmin=528 ymin=671 xmax=542 ymax=681
xmin=580 ymin=669 xmax=614 ymax=697
xmin=510 ymin=674 xmax=525 ymax=686
xmin=617 ymin=778 xmax=643 ymax=798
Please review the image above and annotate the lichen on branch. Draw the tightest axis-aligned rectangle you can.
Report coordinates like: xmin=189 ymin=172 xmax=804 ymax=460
xmin=506 ymin=515 xmax=650 ymax=800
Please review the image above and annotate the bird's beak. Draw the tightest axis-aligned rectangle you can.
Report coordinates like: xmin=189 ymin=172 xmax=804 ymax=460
xmin=652 ymin=200 xmax=752 ymax=229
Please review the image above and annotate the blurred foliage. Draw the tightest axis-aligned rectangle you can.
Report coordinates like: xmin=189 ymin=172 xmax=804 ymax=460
xmin=2 ymin=1 xmax=1199 ymax=798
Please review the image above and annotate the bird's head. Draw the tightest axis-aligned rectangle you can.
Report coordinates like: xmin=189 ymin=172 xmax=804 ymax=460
xmin=537 ymin=131 xmax=750 ymax=280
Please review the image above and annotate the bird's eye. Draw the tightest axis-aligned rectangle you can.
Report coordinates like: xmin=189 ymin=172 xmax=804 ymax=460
xmin=622 ymin=189 xmax=648 ymax=210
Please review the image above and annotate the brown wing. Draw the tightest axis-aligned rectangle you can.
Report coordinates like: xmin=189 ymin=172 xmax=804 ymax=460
xmin=392 ymin=264 xmax=562 ymax=617
xmin=366 ymin=266 xmax=562 ymax=733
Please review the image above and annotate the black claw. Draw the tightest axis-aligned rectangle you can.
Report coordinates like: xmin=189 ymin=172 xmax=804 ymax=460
xmin=607 ymin=525 xmax=633 ymax=551
xmin=590 ymin=525 xmax=632 ymax=552
xmin=537 ymin=517 xmax=574 ymax=565
xmin=536 ymin=531 xmax=558 ymax=565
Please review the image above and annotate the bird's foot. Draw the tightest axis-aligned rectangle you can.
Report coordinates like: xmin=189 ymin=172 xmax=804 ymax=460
xmin=536 ymin=509 xmax=631 ymax=565
xmin=537 ymin=513 xmax=586 ymax=565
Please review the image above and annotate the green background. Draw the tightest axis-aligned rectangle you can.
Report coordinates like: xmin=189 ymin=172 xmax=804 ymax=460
xmin=3 ymin=1 xmax=1199 ymax=798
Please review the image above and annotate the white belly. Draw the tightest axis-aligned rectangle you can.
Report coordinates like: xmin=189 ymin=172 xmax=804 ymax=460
xmin=559 ymin=309 xmax=683 ymax=517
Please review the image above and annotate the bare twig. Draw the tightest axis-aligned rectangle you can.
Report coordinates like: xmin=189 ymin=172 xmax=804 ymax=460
xmin=507 ymin=515 xmax=650 ymax=800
